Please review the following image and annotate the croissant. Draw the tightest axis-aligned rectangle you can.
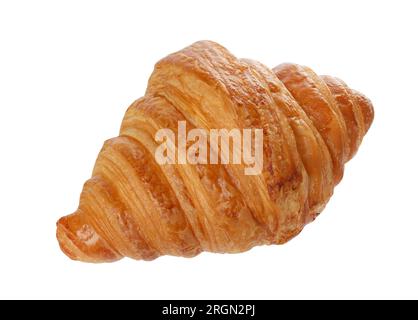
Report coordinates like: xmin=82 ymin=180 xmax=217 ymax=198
xmin=57 ymin=41 xmax=374 ymax=262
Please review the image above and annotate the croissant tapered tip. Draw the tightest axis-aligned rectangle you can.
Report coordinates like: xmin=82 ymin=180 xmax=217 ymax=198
xmin=56 ymin=211 xmax=122 ymax=263
xmin=352 ymin=89 xmax=374 ymax=133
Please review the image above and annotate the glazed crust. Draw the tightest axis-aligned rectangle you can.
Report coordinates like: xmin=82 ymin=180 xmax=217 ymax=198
xmin=57 ymin=41 xmax=374 ymax=262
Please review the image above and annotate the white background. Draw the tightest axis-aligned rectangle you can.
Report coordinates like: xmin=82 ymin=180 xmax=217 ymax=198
xmin=0 ymin=0 xmax=417 ymax=299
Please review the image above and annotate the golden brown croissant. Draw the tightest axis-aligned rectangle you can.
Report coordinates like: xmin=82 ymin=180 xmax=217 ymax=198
xmin=57 ymin=41 xmax=374 ymax=262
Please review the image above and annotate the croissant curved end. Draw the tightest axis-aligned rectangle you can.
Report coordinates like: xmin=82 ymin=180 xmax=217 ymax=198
xmin=56 ymin=211 xmax=122 ymax=263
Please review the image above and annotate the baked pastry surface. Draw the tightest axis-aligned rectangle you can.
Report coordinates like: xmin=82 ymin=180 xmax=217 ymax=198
xmin=57 ymin=41 xmax=374 ymax=262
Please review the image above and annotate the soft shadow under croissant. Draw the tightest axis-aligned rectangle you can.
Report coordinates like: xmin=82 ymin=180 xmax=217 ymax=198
xmin=57 ymin=41 xmax=374 ymax=263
